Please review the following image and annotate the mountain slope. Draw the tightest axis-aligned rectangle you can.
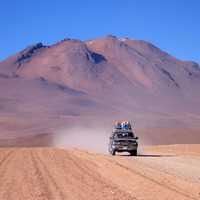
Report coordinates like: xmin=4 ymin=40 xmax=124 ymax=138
xmin=0 ymin=35 xmax=200 ymax=146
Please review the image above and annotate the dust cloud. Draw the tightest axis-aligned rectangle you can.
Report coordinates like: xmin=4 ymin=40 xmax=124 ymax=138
xmin=52 ymin=126 xmax=110 ymax=153
xmin=52 ymin=125 xmax=144 ymax=155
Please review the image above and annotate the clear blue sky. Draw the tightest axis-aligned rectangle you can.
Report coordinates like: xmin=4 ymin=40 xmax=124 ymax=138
xmin=0 ymin=0 xmax=200 ymax=63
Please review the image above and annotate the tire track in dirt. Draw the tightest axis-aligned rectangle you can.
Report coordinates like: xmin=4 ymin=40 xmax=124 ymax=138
xmin=105 ymin=157 xmax=199 ymax=200
xmin=36 ymin=149 xmax=135 ymax=200
xmin=29 ymin=150 xmax=60 ymax=200
xmin=31 ymin=150 xmax=67 ymax=200
xmin=66 ymin=151 xmax=136 ymax=200
xmin=133 ymin=156 xmax=200 ymax=183
xmin=0 ymin=150 xmax=17 ymax=199
xmin=0 ymin=150 xmax=14 ymax=167
xmin=0 ymin=147 xmax=199 ymax=200
xmin=67 ymin=149 xmax=198 ymax=200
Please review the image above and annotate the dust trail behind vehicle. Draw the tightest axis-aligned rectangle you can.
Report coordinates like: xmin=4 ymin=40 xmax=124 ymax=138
xmin=52 ymin=126 xmax=110 ymax=153
xmin=52 ymin=125 xmax=145 ymax=155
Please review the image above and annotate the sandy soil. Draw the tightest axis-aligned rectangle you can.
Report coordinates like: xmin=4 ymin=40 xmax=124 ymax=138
xmin=0 ymin=145 xmax=200 ymax=200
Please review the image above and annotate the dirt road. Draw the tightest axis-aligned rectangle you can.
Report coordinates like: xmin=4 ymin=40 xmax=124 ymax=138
xmin=0 ymin=145 xmax=200 ymax=200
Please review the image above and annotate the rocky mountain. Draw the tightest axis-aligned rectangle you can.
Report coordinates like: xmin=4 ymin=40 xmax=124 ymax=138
xmin=0 ymin=35 xmax=200 ymax=146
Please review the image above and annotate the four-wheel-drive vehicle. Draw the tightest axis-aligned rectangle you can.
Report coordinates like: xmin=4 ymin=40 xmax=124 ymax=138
xmin=108 ymin=121 xmax=138 ymax=156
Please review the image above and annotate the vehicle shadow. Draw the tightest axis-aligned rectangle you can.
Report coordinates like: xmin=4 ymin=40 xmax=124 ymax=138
xmin=118 ymin=154 xmax=175 ymax=157
xmin=137 ymin=154 xmax=175 ymax=157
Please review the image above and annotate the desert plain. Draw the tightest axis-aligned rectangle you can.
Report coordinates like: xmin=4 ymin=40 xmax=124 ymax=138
xmin=0 ymin=144 xmax=199 ymax=200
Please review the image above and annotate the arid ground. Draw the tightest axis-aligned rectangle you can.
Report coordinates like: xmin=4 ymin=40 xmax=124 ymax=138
xmin=0 ymin=145 xmax=200 ymax=200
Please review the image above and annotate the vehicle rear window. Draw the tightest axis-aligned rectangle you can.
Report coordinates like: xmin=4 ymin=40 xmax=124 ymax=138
xmin=114 ymin=132 xmax=134 ymax=138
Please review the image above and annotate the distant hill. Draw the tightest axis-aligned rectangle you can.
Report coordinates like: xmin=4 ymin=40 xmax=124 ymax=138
xmin=0 ymin=35 xmax=200 ymax=146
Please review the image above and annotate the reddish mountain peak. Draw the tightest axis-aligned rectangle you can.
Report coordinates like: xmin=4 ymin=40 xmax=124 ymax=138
xmin=86 ymin=35 xmax=167 ymax=59
xmin=51 ymin=38 xmax=84 ymax=48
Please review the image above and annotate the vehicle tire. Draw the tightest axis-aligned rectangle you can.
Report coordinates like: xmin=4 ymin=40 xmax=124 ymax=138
xmin=111 ymin=149 xmax=116 ymax=156
xmin=130 ymin=150 xmax=137 ymax=156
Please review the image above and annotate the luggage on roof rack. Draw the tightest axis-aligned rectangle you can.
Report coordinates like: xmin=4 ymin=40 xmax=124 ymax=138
xmin=114 ymin=121 xmax=132 ymax=130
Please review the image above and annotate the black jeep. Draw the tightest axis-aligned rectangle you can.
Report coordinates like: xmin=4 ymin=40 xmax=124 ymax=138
xmin=108 ymin=121 xmax=138 ymax=156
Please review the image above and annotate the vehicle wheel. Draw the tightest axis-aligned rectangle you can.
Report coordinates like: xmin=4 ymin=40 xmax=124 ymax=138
xmin=111 ymin=149 xmax=116 ymax=156
xmin=130 ymin=150 xmax=137 ymax=156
